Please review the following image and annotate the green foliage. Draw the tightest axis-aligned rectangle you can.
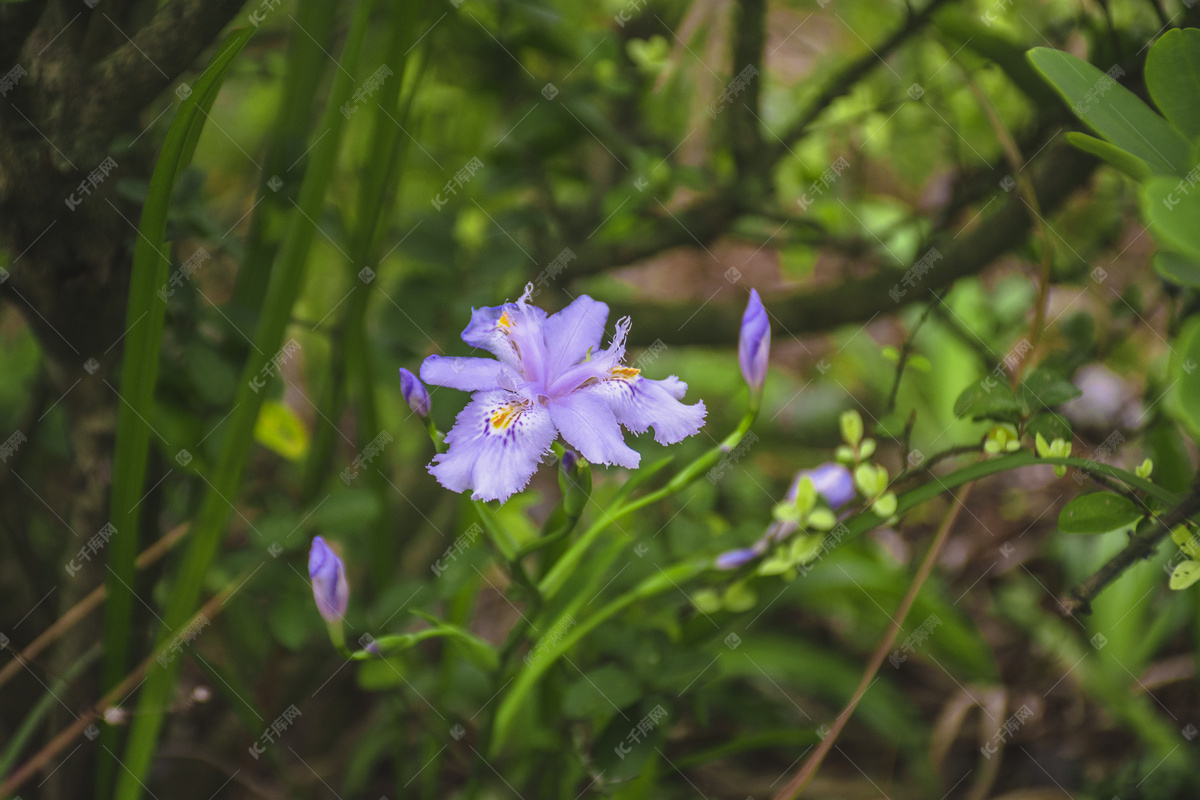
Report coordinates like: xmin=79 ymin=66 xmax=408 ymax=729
xmin=1028 ymin=46 xmax=1194 ymax=176
xmin=7 ymin=4 xmax=1200 ymax=800
xmin=1174 ymin=317 xmax=1200 ymax=442
xmin=1144 ymin=28 xmax=1200 ymax=140
xmin=1057 ymin=492 xmax=1143 ymax=534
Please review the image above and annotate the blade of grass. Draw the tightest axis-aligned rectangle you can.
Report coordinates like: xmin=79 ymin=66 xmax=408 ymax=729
xmin=308 ymin=0 xmax=429 ymax=590
xmin=115 ymin=4 xmax=378 ymax=797
xmin=230 ymin=0 xmax=339 ymax=317
xmin=98 ymin=26 xmax=254 ymax=798
xmin=489 ymin=559 xmax=709 ymax=756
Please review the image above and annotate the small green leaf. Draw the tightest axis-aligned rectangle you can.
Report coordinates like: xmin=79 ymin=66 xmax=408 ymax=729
xmin=1171 ymin=525 xmax=1200 ymax=559
xmin=1057 ymin=492 xmax=1143 ymax=534
xmin=1027 ymin=47 xmax=1193 ymax=176
xmin=1153 ymin=251 xmax=1200 ymax=288
xmin=953 ymin=381 xmax=1020 ymax=421
xmin=1142 ymin=177 xmax=1200 ymax=261
xmin=1025 ymin=412 xmax=1072 ymax=444
xmin=1064 ymin=132 xmax=1152 ymax=181
xmin=1173 ymin=317 xmax=1200 ymax=441
xmin=1145 ymin=28 xmax=1200 ymax=141
xmin=692 ymin=589 xmax=722 ymax=614
xmin=1168 ymin=560 xmax=1200 ymax=590
xmin=253 ymin=400 xmax=310 ymax=461
xmin=839 ymin=409 xmax=863 ymax=447
xmin=722 ymin=582 xmax=757 ymax=612
xmin=1019 ymin=367 xmax=1081 ymax=413
xmin=789 ymin=533 xmax=826 ymax=565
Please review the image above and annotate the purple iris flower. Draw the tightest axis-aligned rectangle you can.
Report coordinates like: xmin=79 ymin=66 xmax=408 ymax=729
xmin=420 ymin=285 xmax=706 ymax=502
xmin=309 ymin=536 xmax=349 ymax=624
xmin=399 ymin=368 xmax=432 ymax=417
xmin=738 ymin=289 xmax=770 ymax=391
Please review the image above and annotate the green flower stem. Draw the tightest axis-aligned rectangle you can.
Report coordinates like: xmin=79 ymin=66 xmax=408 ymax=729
xmin=490 ymin=559 xmax=708 ymax=757
xmin=415 ymin=417 xmax=539 ymax=608
xmin=539 ymin=409 xmax=757 ymax=599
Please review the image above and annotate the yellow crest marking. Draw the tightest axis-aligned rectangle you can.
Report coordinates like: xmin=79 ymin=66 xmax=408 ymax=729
xmin=490 ymin=403 xmax=523 ymax=430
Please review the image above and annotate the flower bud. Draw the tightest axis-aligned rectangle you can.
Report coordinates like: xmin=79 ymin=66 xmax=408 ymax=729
xmin=716 ymin=547 xmax=762 ymax=570
xmin=309 ymin=536 xmax=349 ymax=625
xmin=399 ymin=368 xmax=431 ymax=418
xmin=738 ymin=289 xmax=770 ymax=394
xmin=558 ymin=449 xmax=592 ymax=518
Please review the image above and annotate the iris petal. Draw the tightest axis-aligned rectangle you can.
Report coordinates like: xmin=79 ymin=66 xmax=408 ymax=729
xmin=421 ymin=354 xmax=512 ymax=392
xmin=542 ymin=295 xmax=610 ymax=380
xmin=429 ymin=389 xmax=557 ymax=503
xmin=549 ymin=388 xmax=641 ymax=469
xmin=598 ymin=373 xmax=707 ymax=445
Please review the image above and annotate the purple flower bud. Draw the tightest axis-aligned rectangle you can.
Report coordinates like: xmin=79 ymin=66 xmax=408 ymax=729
xmin=560 ymin=449 xmax=580 ymax=475
xmin=309 ymin=536 xmax=349 ymax=624
xmin=399 ymin=368 xmax=431 ymax=417
xmin=738 ymin=289 xmax=770 ymax=392
xmin=789 ymin=462 xmax=855 ymax=508
xmin=715 ymin=547 xmax=761 ymax=570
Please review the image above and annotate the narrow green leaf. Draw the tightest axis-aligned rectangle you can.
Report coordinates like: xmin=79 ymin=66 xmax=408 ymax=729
xmin=1027 ymin=47 xmax=1193 ymax=176
xmin=1057 ymin=492 xmax=1143 ymax=534
xmin=116 ymin=4 xmax=378 ymax=797
xmin=1064 ymin=131 xmax=1151 ymax=181
xmin=1144 ymin=28 xmax=1200 ymax=141
xmin=492 ymin=560 xmax=708 ymax=756
xmin=99 ymin=25 xmax=254 ymax=798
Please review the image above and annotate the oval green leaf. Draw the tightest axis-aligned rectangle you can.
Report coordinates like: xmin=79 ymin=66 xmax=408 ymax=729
xmin=1145 ymin=28 xmax=1200 ymax=141
xmin=1028 ymin=47 xmax=1193 ymax=176
xmin=1153 ymin=251 xmax=1200 ymax=288
xmin=1168 ymin=560 xmax=1200 ymax=590
xmin=1058 ymin=492 xmax=1143 ymax=534
xmin=1173 ymin=317 xmax=1200 ymax=441
xmin=1142 ymin=176 xmax=1200 ymax=261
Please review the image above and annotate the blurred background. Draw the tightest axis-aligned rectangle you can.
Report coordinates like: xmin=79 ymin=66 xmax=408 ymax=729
xmin=2 ymin=0 xmax=1199 ymax=797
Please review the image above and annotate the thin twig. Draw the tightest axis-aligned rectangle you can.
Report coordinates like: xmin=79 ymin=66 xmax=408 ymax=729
xmin=958 ymin=66 xmax=1052 ymax=382
xmin=0 ymin=522 xmax=191 ymax=690
xmin=1060 ymin=479 xmax=1200 ymax=617
xmin=0 ymin=573 xmax=240 ymax=797
xmin=772 ymin=483 xmax=973 ymax=800
xmin=886 ymin=291 xmax=942 ymax=415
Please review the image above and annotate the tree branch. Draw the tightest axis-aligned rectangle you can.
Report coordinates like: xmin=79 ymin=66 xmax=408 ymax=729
xmin=1060 ymin=480 xmax=1200 ymax=618
xmin=769 ymin=0 xmax=955 ymax=161
xmin=619 ymin=142 xmax=1096 ymax=346
xmin=78 ymin=0 xmax=248 ymax=153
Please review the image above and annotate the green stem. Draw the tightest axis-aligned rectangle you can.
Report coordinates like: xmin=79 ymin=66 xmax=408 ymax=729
xmin=540 ymin=410 xmax=757 ymax=599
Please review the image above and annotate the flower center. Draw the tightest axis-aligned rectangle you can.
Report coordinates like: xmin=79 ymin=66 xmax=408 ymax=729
xmin=609 ymin=366 xmax=640 ymax=382
xmin=490 ymin=401 xmax=527 ymax=430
